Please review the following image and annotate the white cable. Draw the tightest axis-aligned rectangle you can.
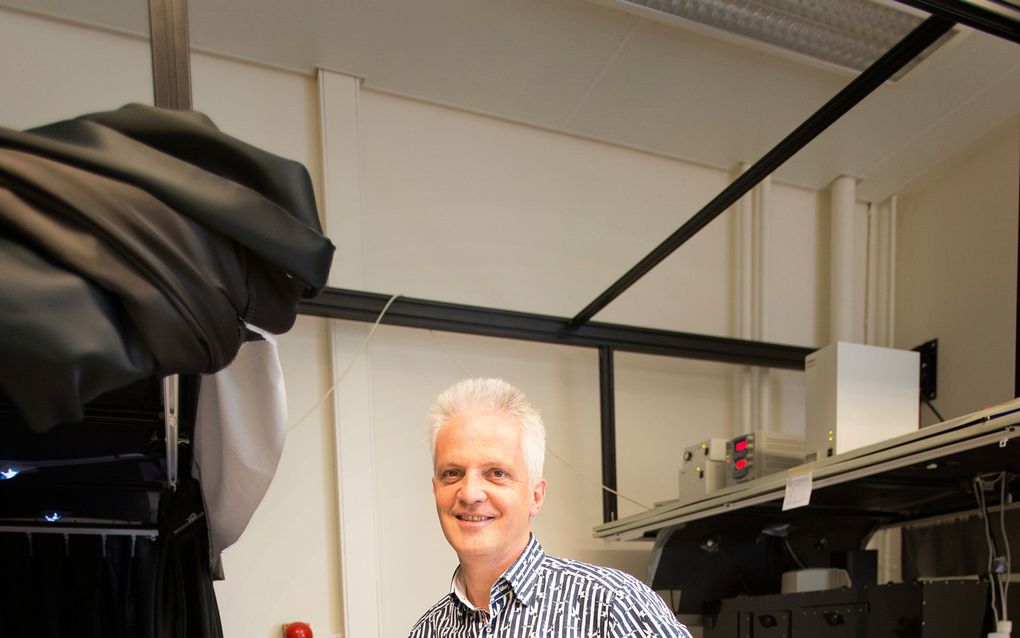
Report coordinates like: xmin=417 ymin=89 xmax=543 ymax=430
xmin=428 ymin=330 xmax=652 ymax=511
xmin=999 ymin=473 xmax=1011 ymax=622
xmin=783 ymin=537 xmax=805 ymax=569
xmin=545 ymin=446 xmax=653 ymax=511
xmin=428 ymin=330 xmax=471 ymax=377
xmin=976 ymin=476 xmax=1001 ymax=625
xmin=993 ymin=475 xmax=1007 ymax=624
xmin=286 ymin=294 xmax=401 ymax=433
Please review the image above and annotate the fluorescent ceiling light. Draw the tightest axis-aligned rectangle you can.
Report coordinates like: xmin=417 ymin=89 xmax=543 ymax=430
xmin=616 ymin=0 xmax=948 ymax=76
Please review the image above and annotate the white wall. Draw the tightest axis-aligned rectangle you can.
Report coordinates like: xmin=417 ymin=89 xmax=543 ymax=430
xmin=0 ymin=8 xmax=151 ymax=129
xmin=894 ymin=115 xmax=1020 ymax=425
xmin=321 ymin=72 xmax=829 ymax=636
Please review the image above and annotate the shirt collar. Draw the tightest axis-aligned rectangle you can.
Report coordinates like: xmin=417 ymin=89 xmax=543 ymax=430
xmin=448 ymin=534 xmax=546 ymax=610
xmin=449 ymin=568 xmax=474 ymax=610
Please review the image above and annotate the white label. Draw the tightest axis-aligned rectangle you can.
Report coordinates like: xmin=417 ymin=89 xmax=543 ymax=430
xmin=782 ymin=471 xmax=813 ymax=511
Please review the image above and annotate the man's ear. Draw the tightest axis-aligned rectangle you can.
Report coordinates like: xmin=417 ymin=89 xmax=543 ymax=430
xmin=529 ymin=478 xmax=546 ymax=518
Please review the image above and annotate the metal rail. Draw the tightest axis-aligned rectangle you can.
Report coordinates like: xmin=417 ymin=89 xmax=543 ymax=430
xmin=895 ymin=0 xmax=1020 ymax=44
xmin=299 ymin=288 xmax=812 ymax=369
xmin=599 ymin=347 xmax=617 ymax=522
xmin=568 ymin=15 xmax=955 ymax=328
xmin=594 ymin=401 xmax=1020 ymax=540
xmin=148 ymin=0 xmax=192 ymax=110
xmin=148 ymin=0 xmax=192 ymax=491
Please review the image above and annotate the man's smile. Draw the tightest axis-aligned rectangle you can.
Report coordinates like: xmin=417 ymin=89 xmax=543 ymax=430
xmin=455 ymin=514 xmax=494 ymax=522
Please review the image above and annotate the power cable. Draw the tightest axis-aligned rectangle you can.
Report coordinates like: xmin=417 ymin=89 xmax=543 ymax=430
xmin=286 ymin=294 xmax=401 ymax=433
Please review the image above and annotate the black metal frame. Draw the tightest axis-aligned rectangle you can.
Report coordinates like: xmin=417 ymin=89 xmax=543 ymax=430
xmin=295 ymin=0 xmax=1019 ymax=524
xmin=299 ymin=289 xmax=811 ymax=368
xmin=568 ymin=15 xmax=954 ymax=328
xmin=895 ymin=0 xmax=1020 ymax=43
xmin=598 ymin=347 xmax=618 ymax=522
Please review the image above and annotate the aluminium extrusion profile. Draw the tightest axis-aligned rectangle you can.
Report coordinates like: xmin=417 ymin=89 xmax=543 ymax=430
xmin=298 ymin=288 xmax=812 ymax=369
xmin=148 ymin=0 xmax=192 ymax=111
xmin=894 ymin=0 xmax=1020 ymax=44
xmin=0 ymin=524 xmax=159 ymax=540
xmin=599 ymin=346 xmax=618 ymax=522
xmin=162 ymin=374 xmax=179 ymax=491
xmin=568 ymin=14 xmax=956 ymax=328
xmin=593 ymin=398 xmax=1020 ymax=541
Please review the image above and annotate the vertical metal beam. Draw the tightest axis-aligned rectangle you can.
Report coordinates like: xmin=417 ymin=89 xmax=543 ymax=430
xmin=599 ymin=346 xmax=618 ymax=523
xmin=1016 ymin=171 xmax=1019 ymax=399
xmin=148 ymin=0 xmax=192 ymax=110
xmin=568 ymin=15 xmax=955 ymax=328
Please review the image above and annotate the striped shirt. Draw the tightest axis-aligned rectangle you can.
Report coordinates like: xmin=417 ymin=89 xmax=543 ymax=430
xmin=408 ymin=535 xmax=693 ymax=637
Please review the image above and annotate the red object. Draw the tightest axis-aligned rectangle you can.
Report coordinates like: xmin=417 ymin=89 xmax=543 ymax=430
xmin=284 ymin=621 xmax=313 ymax=638
xmin=735 ymin=459 xmax=748 ymax=470
xmin=735 ymin=440 xmax=748 ymax=452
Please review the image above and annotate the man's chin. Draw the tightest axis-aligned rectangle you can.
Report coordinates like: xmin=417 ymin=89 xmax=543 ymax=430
xmin=447 ymin=533 xmax=496 ymax=559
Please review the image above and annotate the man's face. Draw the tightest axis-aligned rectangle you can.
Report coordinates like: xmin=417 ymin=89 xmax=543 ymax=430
xmin=432 ymin=411 xmax=545 ymax=570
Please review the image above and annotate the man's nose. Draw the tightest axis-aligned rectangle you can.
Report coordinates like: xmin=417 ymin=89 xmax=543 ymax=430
xmin=458 ymin=472 xmax=487 ymax=503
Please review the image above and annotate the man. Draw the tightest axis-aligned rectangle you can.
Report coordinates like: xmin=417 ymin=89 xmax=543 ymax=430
xmin=409 ymin=378 xmax=693 ymax=637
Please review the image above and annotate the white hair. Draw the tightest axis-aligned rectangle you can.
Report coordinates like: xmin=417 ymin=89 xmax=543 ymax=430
xmin=428 ymin=378 xmax=545 ymax=487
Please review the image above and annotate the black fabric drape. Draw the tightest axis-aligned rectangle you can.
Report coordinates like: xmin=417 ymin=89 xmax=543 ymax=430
xmin=0 ymin=526 xmax=218 ymax=638
xmin=0 ymin=104 xmax=334 ymax=432
xmin=155 ymin=479 xmax=224 ymax=638
xmin=0 ymin=532 xmax=162 ymax=638
xmin=0 ymin=237 xmax=156 ymax=430
xmin=0 ymin=150 xmax=249 ymax=373
xmin=3 ymin=104 xmax=330 ymax=295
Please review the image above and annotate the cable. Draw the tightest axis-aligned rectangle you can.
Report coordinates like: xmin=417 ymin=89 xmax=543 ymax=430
xmin=783 ymin=538 xmax=806 ymax=569
xmin=429 ymin=330 xmax=653 ymax=511
xmin=921 ymin=393 xmax=945 ymax=422
xmin=668 ymin=589 xmax=682 ymax=615
xmin=977 ymin=476 xmax=1000 ymax=625
xmin=974 ymin=472 xmax=1012 ymax=625
xmin=286 ymin=294 xmax=401 ymax=433
xmin=999 ymin=473 xmax=1011 ymax=622
xmin=545 ymin=446 xmax=653 ymax=511
xmin=429 ymin=330 xmax=471 ymax=377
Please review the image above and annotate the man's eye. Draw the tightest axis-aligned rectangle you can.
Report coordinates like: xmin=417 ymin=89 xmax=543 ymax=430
xmin=440 ymin=469 xmax=461 ymax=479
xmin=490 ymin=469 xmax=507 ymax=478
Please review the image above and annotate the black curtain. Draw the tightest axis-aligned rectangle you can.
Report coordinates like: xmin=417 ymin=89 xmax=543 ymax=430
xmin=0 ymin=531 xmax=159 ymax=638
xmin=0 ymin=509 xmax=220 ymax=638
xmin=902 ymin=507 xmax=1020 ymax=580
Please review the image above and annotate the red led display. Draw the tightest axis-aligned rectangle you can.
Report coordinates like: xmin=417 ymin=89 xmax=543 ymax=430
xmin=735 ymin=459 xmax=748 ymax=470
xmin=735 ymin=440 xmax=748 ymax=452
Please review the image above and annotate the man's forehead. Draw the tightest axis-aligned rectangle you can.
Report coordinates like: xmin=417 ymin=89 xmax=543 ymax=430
xmin=435 ymin=415 xmax=524 ymax=461
xmin=439 ymin=410 xmax=522 ymax=439
xmin=434 ymin=453 xmax=513 ymax=468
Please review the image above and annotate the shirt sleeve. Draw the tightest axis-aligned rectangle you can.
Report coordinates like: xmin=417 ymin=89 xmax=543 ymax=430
xmin=607 ymin=576 xmax=694 ymax=638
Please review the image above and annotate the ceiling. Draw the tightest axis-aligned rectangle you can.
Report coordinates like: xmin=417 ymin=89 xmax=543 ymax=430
xmin=3 ymin=0 xmax=1019 ymax=202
